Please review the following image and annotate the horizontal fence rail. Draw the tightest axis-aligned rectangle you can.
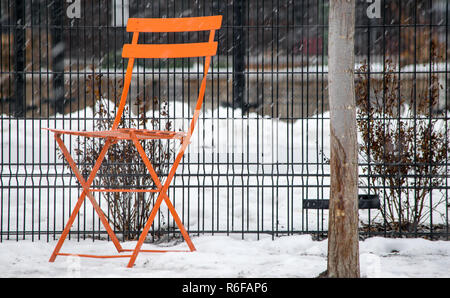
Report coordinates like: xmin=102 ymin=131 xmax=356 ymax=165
xmin=0 ymin=0 xmax=449 ymax=242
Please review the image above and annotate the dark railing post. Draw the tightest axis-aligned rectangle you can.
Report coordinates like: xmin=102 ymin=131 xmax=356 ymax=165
xmin=14 ymin=0 xmax=25 ymax=118
xmin=51 ymin=0 xmax=65 ymax=113
xmin=232 ymin=0 xmax=246 ymax=110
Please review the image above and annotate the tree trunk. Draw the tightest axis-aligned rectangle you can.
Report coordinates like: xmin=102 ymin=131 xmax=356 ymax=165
xmin=326 ymin=0 xmax=360 ymax=278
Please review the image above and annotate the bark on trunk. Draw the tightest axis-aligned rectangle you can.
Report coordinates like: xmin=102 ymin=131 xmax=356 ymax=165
xmin=326 ymin=0 xmax=360 ymax=278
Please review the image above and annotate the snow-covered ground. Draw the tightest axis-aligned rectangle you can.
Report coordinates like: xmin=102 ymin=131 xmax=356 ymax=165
xmin=1 ymin=234 xmax=449 ymax=277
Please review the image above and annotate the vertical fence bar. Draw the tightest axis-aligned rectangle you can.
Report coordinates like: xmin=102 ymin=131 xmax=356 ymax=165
xmin=233 ymin=0 xmax=246 ymax=110
xmin=13 ymin=0 xmax=25 ymax=118
xmin=50 ymin=0 xmax=65 ymax=111
xmin=446 ymin=0 xmax=449 ymax=241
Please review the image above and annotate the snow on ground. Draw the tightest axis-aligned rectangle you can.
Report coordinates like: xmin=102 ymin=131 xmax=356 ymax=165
xmin=1 ymin=234 xmax=449 ymax=278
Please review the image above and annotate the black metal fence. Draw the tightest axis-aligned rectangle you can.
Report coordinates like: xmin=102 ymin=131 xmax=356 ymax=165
xmin=0 ymin=0 xmax=449 ymax=242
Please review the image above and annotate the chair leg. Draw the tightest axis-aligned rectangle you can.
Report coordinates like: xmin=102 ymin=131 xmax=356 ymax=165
xmin=126 ymin=191 xmax=165 ymax=268
xmin=49 ymin=135 xmax=123 ymax=262
xmin=160 ymin=191 xmax=196 ymax=252
xmin=49 ymin=188 xmax=89 ymax=262
xmin=127 ymin=136 xmax=195 ymax=268
xmin=126 ymin=186 xmax=194 ymax=268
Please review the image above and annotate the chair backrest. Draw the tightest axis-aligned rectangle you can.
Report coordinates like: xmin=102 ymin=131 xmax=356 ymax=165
xmin=123 ymin=16 xmax=221 ymax=58
xmin=112 ymin=16 xmax=222 ymax=130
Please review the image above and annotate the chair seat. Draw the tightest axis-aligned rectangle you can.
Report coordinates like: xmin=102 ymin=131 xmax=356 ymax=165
xmin=42 ymin=127 xmax=188 ymax=141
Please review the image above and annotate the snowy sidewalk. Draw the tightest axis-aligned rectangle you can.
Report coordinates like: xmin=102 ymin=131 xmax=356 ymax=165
xmin=1 ymin=235 xmax=449 ymax=278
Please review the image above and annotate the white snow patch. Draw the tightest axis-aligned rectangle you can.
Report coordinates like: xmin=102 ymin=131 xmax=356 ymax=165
xmin=0 ymin=235 xmax=449 ymax=277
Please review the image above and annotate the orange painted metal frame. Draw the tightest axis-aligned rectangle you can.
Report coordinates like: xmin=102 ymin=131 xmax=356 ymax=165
xmin=45 ymin=16 xmax=222 ymax=267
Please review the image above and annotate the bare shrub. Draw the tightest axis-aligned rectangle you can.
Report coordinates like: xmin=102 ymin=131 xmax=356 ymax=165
xmin=58 ymin=90 xmax=175 ymax=240
xmin=356 ymin=58 xmax=449 ymax=232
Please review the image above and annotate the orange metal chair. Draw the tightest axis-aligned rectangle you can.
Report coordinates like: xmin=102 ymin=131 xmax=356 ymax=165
xmin=44 ymin=16 xmax=222 ymax=268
